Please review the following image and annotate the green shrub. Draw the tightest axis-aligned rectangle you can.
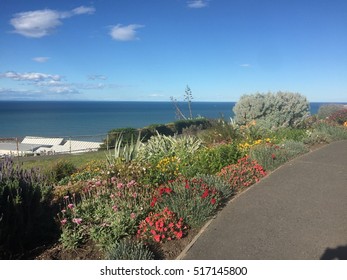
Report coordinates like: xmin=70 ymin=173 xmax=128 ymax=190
xmin=151 ymin=178 xmax=223 ymax=228
xmin=106 ymin=133 xmax=142 ymax=163
xmin=107 ymin=239 xmax=155 ymax=260
xmin=137 ymin=134 xmax=202 ymax=163
xmin=52 ymin=160 xmax=77 ymax=183
xmin=0 ymin=158 xmax=56 ymax=258
xmin=269 ymin=128 xmax=306 ymax=142
xmin=141 ymin=124 xmax=175 ymax=140
xmin=106 ymin=127 xmax=139 ymax=149
xmin=317 ymin=104 xmax=345 ymax=120
xmin=173 ymin=118 xmax=211 ymax=134
xmin=184 ymin=143 xmax=241 ymax=176
xmin=328 ymin=108 xmax=347 ymax=125
xmin=249 ymin=141 xmax=308 ymax=171
xmin=233 ymin=91 xmax=310 ymax=128
xmin=303 ymin=130 xmax=332 ymax=145
xmin=307 ymin=122 xmax=347 ymax=141
xmin=59 ymin=178 xmax=154 ymax=250
xmin=193 ymin=174 xmax=235 ymax=202
xmin=199 ymin=118 xmax=240 ymax=144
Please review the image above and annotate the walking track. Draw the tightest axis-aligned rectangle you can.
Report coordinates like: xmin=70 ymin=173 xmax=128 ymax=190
xmin=180 ymin=140 xmax=347 ymax=260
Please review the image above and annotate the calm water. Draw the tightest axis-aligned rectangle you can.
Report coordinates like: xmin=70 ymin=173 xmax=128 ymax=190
xmin=0 ymin=101 xmax=236 ymax=138
xmin=0 ymin=101 xmax=339 ymax=138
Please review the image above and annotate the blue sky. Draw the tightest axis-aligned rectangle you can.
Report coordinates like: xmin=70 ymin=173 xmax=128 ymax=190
xmin=0 ymin=0 xmax=346 ymax=102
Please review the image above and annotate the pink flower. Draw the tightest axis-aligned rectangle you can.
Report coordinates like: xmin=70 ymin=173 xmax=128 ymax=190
xmin=110 ymin=194 xmax=115 ymax=199
xmin=127 ymin=180 xmax=136 ymax=187
xmin=72 ymin=218 xmax=82 ymax=225
xmin=67 ymin=203 xmax=74 ymax=209
xmin=132 ymin=192 xmax=137 ymax=198
xmin=63 ymin=195 xmax=69 ymax=200
xmin=60 ymin=218 xmax=67 ymax=225
xmin=130 ymin=213 xmax=136 ymax=219
xmin=112 ymin=205 xmax=118 ymax=212
xmin=117 ymin=183 xmax=124 ymax=189
xmin=95 ymin=180 xmax=102 ymax=187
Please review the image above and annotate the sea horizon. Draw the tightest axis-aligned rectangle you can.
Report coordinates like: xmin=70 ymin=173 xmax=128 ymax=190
xmin=0 ymin=101 xmax=346 ymax=139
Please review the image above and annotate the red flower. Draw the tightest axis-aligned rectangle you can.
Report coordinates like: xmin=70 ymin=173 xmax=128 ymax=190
xmin=211 ymin=198 xmax=216 ymax=205
xmin=150 ymin=197 xmax=157 ymax=207
xmin=201 ymin=189 xmax=209 ymax=199
xmin=153 ymin=235 xmax=161 ymax=242
xmin=271 ymin=154 xmax=276 ymax=159
xmin=185 ymin=180 xmax=190 ymax=189
xmin=175 ymin=231 xmax=183 ymax=239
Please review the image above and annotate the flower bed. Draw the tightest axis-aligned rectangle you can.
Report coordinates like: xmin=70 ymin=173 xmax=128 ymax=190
xmin=5 ymin=111 xmax=347 ymax=260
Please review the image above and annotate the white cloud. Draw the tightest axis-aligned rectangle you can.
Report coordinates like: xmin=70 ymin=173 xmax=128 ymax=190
xmin=110 ymin=24 xmax=144 ymax=41
xmin=10 ymin=9 xmax=62 ymax=38
xmin=187 ymin=0 xmax=209 ymax=8
xmin=72 ymin=6 xmax=96 ymax=15
xmin=88 ymin=74 xmax=107 ymax=80
xmin=32 ymin=56 xmax=50 ymax=63
xmin=0 ymin=87 xmax=79 ymax=100
xmin=10 ymin=6 xmax=95 ymax=38
xmin=240 ymin=64 xmax=251 ymax=67
xmin=0 ymin=71 xmax=61 ymax=82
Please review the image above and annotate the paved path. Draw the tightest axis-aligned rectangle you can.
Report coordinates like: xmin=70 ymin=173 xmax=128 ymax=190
xmin=182 ymin=140 xmax=347 ymax=260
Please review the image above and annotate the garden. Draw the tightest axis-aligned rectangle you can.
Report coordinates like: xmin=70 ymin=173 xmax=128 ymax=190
xmin=1 ymin=92 xmax=347 ymax=260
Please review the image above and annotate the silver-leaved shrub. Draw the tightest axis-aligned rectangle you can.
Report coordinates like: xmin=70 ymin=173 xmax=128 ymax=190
xmin=233 ymin=91 xmax=310 ymax=128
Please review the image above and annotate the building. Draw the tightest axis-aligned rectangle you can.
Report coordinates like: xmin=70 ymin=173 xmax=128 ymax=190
xmin=0 ymin=136 xmax=102 ymax=157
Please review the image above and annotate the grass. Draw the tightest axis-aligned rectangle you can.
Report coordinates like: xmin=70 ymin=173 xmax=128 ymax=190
xmin=16 ymin=150 xmax=107 ymax=172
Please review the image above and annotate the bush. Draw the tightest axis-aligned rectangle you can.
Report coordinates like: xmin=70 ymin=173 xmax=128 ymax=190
xmin=58 ymin=178 xmax=154 ymax=250
xmin=106 ymin=127 xmax=139 ymax=149
xmin=107 ymin=238 xmax=155 ymax=260
xmin=317 ymin=104 xmax=345 ymax=120
xmin=137 ymin=207 xmax=187 ymax=242
xmin=269 ymin=128 xmax=306 ymax=142
xmin=184 ymin=143 xmax=241 ymax=176
xmin=151 ymin=178 xmax=223 ymax=228
xmin=193 ymin=174 xmax=235 ymax=202
xmin=233 ymin=91 xmax=310 ymax=128
xmin=0 ymin=158 xmax=56 ymax=258
xmin=199 ymin=118 xmax=240 ymax=144
xmin=106 ymin=133 xmax=142 ymax=163
xmin=137 ymin=134 xmax=202 ymax=163
xmin=305 ymin=122 xmax=347 ymax=142
xmin=52 ymin=160 xmax=77 ymax=183
xmin=328 ymin=108 xmax=347 ymax=125
xmin=217 ymin=156 xmax=267 ymax=191
xmin=249 ymin=141 xmax=308 ymax=171
xmin=173 ymin=118 xmax=211 ymax=134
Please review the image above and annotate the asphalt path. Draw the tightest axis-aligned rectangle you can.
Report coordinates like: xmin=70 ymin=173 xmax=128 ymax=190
xmin=182 ymin=140 xmax=347 ymax=260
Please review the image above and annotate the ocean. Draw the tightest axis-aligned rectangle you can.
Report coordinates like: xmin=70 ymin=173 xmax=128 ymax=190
xmin=0 ymin=101 xmax=339 ymax=138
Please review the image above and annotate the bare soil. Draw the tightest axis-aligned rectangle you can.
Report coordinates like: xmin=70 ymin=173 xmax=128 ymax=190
xmin=32 ymin=228 xmax=201 ymax=260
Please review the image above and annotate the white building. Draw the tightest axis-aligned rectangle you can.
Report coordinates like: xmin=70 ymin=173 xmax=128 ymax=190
xmin=0 ymin=136 xmax=102 ymax=157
